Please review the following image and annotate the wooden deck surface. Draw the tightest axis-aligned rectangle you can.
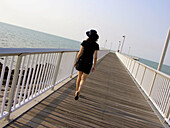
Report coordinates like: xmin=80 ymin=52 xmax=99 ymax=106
xmin=4 ymin=53 xmax=164 ymax=128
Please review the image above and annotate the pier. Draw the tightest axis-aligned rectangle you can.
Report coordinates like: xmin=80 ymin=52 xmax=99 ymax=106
xmin=1 ymin=53 xmax=165 ymax=128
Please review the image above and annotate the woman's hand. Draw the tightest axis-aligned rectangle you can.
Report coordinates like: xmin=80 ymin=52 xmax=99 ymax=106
xmin=74 ymin=63 xmax=77 ymax=67
xmin=92 ymin=67 xmax=95 ymax=72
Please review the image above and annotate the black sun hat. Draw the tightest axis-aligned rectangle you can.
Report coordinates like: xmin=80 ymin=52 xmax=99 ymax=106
xmin=86 ymin=29 xmax=99 ymax=40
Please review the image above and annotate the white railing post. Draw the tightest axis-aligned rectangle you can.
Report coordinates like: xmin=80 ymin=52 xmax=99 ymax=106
xmin=127 ymin=58 xmax=131 ymax=69
xmin=51 ymin=52 xmax=63 ymax=90
xmin=140 ymin=67 xmax=146 ymax=85
xmin=132 ymin=61 xmax=136 ymax=74
xmin=70 ymin=52 xmax=78 ymax=78
xmin=135 ymin=63 xmax=140 ymax=78
xmin=149 ymin=72 xmax=157 ymax=96
xmin=128 ymin=59 xmax=132 ymax=70
xmin=5 ymin=55 xmax=22 ymax=120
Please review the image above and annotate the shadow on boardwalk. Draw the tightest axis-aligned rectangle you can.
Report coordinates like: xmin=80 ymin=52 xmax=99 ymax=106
xmin=4 ymin=53 xmax=164 ymax=128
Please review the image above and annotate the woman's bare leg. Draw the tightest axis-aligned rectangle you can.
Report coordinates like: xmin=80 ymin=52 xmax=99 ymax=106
xmin=75 ymin=72 xmax=88 ymax=100
xmin=77 ymin=73 xmax=88 ymax=93
xmin=75 ymin=71 xmax=83 ymax=95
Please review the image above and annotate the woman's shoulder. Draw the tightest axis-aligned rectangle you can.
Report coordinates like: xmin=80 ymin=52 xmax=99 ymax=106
xmin=81 ymin=40 xmax=87 ymax=46
xmin=94 ymin=42 xmax=99 ymax=46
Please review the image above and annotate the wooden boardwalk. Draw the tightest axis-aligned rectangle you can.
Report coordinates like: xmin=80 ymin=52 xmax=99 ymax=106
xmin=4 ymin=53 xmax=164 ymax=128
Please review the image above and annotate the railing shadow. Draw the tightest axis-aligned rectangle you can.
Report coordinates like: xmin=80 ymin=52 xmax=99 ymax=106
xmin=5 ymin=78 xmax=77 ymax=127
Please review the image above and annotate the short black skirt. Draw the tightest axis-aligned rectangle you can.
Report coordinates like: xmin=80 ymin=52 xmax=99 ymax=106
xmin=75 ymin=58 xmax=93 ymax=74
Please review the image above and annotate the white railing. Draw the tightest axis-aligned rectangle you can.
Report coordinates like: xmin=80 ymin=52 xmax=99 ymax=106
xmin=116 ymin=52 xmax=170 ymax=125
xmin=0 ymin=48 xmax=109 ymax=120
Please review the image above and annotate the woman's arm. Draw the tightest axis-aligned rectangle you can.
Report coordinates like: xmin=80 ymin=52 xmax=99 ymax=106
xmin=74 ymin=46 xmax=84 ymax=67
xmin=92 ymin=50 xmax=98 ymax=72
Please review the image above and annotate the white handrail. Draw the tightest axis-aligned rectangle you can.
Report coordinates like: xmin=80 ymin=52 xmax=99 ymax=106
xmin=0 ymin=48 xmax=79 ymax=56
xmin=0 ymin=48 xmax=109 ymax=120
xmin=116 ymin=52 xmax=170 ymax=125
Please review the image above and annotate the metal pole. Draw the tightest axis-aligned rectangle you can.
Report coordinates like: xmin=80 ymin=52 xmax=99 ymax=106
xmin=120 ymin=36 xmax=126 ymax=53
xmin=157 ymin=27 xmax=170 ymax=71
xmin=6 ymin=55 xmax=22 ymax=120
xmin=104 ymin=40 xmax=107 ymax=49
xmin=110 ymin=42 xmax=113 ymax=51
xmin=117 ymin=41 xmax=121 ymax=52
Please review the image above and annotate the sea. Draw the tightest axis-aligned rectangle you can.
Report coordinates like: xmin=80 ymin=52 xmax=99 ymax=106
xmin=0 ymin=22 xmax=170 ymax=75
xmin=138 ymin=57 xmax=170 ymax=75
xmin=0 ymin=22 xmax=81 ymax=49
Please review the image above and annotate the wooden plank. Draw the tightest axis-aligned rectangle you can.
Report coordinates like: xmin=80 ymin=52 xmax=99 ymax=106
xmin=5 ymin=53 xmax=164 ymax=128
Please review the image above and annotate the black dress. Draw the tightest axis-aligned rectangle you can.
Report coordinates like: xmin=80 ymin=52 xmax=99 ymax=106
xmin=76 ymin=40 xmax=99 ymax=74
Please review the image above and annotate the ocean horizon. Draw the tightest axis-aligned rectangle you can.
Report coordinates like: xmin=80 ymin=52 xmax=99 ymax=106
xmin=0 ymin=22 xmax=81 ymax=50
xmin=0 ymin=22 xmax=169 ymax=75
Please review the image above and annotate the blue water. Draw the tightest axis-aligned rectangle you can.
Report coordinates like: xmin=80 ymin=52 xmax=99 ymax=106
xmin=138 ymin=58 xmax=170 ymax=75
xmin=0 ymin=22 xmax=169 ymax=76
xmin=0 ymin=22 xmax=81 ymax=49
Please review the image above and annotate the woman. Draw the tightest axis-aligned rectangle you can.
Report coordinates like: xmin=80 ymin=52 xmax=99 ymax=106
xmin=74 ymin=29 xmax=99 ymax=100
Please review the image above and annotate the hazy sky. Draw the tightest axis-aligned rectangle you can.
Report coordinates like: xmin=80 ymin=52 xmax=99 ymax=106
xmin=0 ymin=0 xmax=170 ymax=65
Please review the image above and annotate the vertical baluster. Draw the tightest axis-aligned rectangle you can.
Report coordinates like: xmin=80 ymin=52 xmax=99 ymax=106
xmin=49 ymin=53 xmax=58 ymax=88
xmin=48 ymin=54 xmax=56 ymax=85
xmin=155 ymin=74 xmax=161 ymax=106
xmin=149 ymin=72 xmax=157 ymax=96
xmin=127 ymin=58 xmax=131 ymax=69
xmin=38 ymin=54 xmax=47 ymax=93
xmin=28 ymin=54 xmax=38 ymax=99
xmin=140 ymin=67 xmax=146 ymax=85
xmin=31 ymin=54 xmax=42 ymax=98
xmin=125 ymin=56 xmax=128 ymax=67
xmin=6 ymin=55 xmax=22 ymax=120
xmin=34 ymin=54 xmax=45 ymax=96
xmin=47 ymin=53 xmax=55 ymax=87
xmin=44 ymin=54 xmax=53 ymax=89
xmin=1 ymin=56 xmax=14 ymax=116
xmin=13 ymin=56 xmax=26 ymax=107
xmin=42 ymin=54 xmax=50 ymax=90
xmin=157 ymin=75 xmax=163 ymax=108
xmin=135 ymin=63 xmax=140 ymax=78
xmin=18 ymin=55 xmax=31 ymax=105
xmin=128 ymin=59 xmax=132 ymax=71
xmin=36 ymin=54 xmax=46 ymax=94
xmin=23 ymin=55 xmax=35 ymax=102
xmin=131 ymin=61 xmax=136 ymax=75
xmin=0 ymin=57 xmax=8 ymax=96
xmin=52 ymin=52 xmax=63 ymax=90
xmin=41 ymin=54 xmax=51 ymax=91
xmin=160 ymin=76 xmax=166 ymax=109
xmin=159 ymin=77 xmax=165 ymax=110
